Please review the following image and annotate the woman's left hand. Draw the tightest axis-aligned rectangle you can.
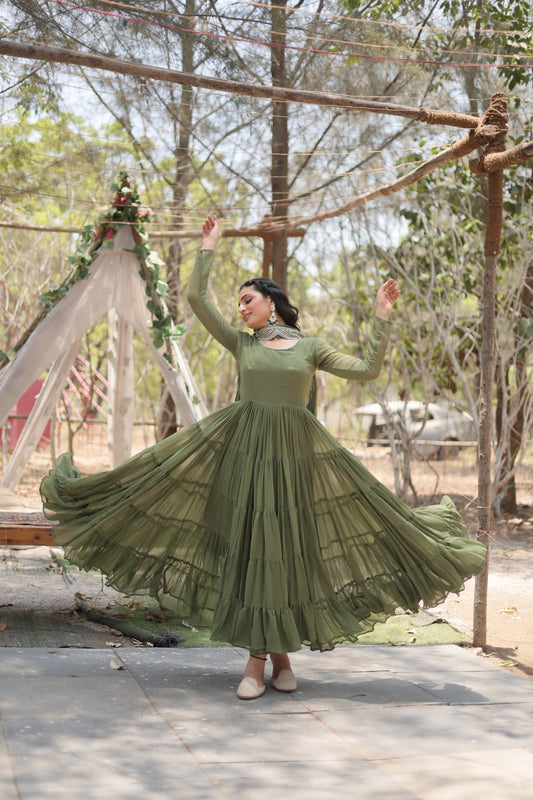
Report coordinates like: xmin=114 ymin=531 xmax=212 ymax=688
xmin=375 ymin=279 xmax=400 ymax=320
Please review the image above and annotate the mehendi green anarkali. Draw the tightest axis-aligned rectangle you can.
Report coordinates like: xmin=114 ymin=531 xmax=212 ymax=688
xmin=41 ymin=249 xmax=486 ymax=654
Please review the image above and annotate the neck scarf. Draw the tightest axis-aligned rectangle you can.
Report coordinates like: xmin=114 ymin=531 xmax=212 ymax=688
xmin=254 ymin=323 xmax=304 ymax=341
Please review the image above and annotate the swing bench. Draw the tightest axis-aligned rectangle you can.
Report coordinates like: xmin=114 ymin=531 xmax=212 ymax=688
xmin=0 ymin=512 xmax=56 ymax=547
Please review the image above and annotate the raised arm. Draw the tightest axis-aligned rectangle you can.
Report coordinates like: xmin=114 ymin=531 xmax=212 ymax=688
xmin=316 ymin=276 xmax=400 ymax=380
xmin=315 ymin=317 xmax=392 ymax=381
xmin=186 ymin=216 xmax=240 ymax=355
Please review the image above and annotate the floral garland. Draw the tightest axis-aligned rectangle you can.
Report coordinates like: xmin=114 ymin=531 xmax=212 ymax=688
xmin=0 ymin=172 xmax=182 ymax=369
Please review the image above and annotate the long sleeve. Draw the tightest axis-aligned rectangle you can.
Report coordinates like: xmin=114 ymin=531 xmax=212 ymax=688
xmin=315 ymin=317 xmax=392 ymax=381
xmin=186 ymin=249 xmax=240 ymax=355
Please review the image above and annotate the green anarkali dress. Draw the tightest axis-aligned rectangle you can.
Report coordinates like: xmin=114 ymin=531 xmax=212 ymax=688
xmin=40 ymin=249 xmax=486 ymax=654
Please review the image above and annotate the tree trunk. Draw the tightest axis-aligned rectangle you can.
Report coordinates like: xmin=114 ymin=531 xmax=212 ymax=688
xmin=497 ymin=255 xmax=533 ymax=513
xmin=157 ymin=0 xmax=195 ymax=440
xmin=270 ymin=0 xmax=289 ymax=290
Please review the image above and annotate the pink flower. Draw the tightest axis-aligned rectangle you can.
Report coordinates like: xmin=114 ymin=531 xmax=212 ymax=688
xmin=106 ymin=228 xmax=115 ymax=239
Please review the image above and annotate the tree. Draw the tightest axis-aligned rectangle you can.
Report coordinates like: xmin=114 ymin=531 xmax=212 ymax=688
xmin=0 ymin=105 xmax=135 ymax=357
xmin=1 ymin=0 xmax=531 ymax=511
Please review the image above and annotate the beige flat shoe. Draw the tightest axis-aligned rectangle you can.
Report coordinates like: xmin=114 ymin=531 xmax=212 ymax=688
xmin=236 ymin=677 xmax=266 ymax=700
xmin=272 ymin=669 xmax=297 ymax=693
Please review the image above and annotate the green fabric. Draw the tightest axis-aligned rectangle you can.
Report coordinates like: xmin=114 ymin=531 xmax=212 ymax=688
xmin=41 ymin=249 xmax=487 ymax=654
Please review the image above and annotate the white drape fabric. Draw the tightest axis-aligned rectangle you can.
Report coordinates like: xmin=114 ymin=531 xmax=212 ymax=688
xmin=0 ymin=227 xmax=206 ymax=489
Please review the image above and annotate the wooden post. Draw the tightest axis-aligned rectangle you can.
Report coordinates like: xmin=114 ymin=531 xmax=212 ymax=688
xmin=262 ymin=236 xmax=274 ymax=279
xmin=472 ymin=93 xmax=508 ymax=648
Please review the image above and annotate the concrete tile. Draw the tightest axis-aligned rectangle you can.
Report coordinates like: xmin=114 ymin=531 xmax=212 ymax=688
xmin=0 ymin=732 xmax=18 ymax=800
xmin=139 ymin=671 xmax=307 ymax=720
xmin=455 ymin=748 xmax=533 ymax=779
xmin=17 ymin=773 xmax=224 ymax=800
xmin=272 ymin=644 xmax=502 ymax=684
xmin=18 ymin=777 xmax=221 ymax=800
xmin=5 ymin=715 xmax=224 ymax=799
xmin=170 ymin=711 xmax=357 ymax=764
xmin=352 ymin=643 xmax=502 ymax=673
xmin=205 ymin=759 xmax=418 ymax=799
xmin=375 ymin=748 xmax=533 ymax=800
xmin=0 ymin=777 xmax=18 ymax=800
xmin=0 ymin=675 xmax=151 ymax=720
xmin=458 ymin=702 xmax=533 ymax=742
xmin=313 ymin=703 xmax=526 ymax=759
xmin=417 ymin=669 xmax=533 ymax=705
xmin=0 ymin=647 xmax=120 ymax=678
xmin=119 ymin=645 xmax=246 ymax=676
xmin=288 ymin=646 xmax=391 ymax=677
xmin=298 ymin=674 xmax=441 ymax=711
xmin=2 ymin=646 xmax=531 ymax=800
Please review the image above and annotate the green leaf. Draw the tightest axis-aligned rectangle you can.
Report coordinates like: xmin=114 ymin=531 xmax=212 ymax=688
xmin=156 ymin=279 xmax=169 ymax=295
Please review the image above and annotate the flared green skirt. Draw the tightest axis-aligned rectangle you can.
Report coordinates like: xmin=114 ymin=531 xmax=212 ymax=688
xmin=41 ymin=400 xmax=486 ymax=653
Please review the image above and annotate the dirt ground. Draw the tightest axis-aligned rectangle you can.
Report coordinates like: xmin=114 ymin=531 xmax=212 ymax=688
xmin=3 ymin=436 xmax=533 ymax=679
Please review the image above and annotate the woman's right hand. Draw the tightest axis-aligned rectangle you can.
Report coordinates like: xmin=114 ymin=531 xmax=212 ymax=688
xmin=202 ymin=214 xmax=221 ymax=250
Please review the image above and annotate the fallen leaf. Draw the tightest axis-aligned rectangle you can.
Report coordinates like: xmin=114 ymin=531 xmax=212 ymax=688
xmin=145 ymin=611 xmax=166 ymax=622
xmin=498 ymin=607 xmax=518 ymax=615
xmin=106 ymin=641 xmax=122 ymax=648
xmin=0 ymin=622 xmax=7 ymax=632
xmin=104 ymin=627 xmax=123 ymax=636
xmin=109 ymin=659 xmax=124 ymax=670
xmin=181 ymin=620 xmax=198 ymax=633
xmin=499 ymin=659 xmax=517 ymax=667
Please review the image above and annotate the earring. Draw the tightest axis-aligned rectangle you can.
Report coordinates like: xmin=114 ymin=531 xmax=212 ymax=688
xmin=268 ymin=304 xmax=277 ymax=326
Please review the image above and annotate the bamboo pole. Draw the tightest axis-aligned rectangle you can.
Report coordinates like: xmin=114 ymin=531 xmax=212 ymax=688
xmin=271 ymin=123 xmax=500 ymax=231
xmin=0 ymin=39 xmax=480 ymax=128
xmin=469 ymin=140 xmax=533 ymax=173
xmin=0 ymin=220 xmax=306 ymax=238
xmin=472 ymin=93 xmax=508 ymax=648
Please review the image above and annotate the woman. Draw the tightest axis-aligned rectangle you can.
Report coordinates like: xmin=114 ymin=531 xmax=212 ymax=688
xmin=41 ymin=214 xmax=486 ymax=701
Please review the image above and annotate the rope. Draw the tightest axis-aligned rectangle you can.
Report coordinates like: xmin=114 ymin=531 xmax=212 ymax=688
xmin=53 ymin=0 xmax=533 ymax=71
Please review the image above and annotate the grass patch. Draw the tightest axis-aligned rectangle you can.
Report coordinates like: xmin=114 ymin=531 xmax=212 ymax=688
xmin=100 ymin=596 xmax=469 ymax=649
xmin=357 ymin=613 xmax=470 ymax=646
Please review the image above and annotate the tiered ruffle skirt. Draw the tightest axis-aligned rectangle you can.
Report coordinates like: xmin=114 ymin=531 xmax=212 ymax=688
xmin=41 ymin=400 xmax=486 ymax=653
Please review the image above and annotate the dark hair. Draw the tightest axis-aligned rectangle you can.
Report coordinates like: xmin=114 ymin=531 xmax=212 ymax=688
xmin=239 ymin=277 xmax=300 ymax=329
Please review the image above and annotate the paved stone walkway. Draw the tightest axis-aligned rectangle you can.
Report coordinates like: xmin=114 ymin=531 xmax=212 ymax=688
xmin=1 ymin=644 xmax=532 ymax=799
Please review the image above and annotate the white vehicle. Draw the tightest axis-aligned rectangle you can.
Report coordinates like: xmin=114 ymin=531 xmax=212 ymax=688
xmin=354 ymin=400 xmax=477 ymax=459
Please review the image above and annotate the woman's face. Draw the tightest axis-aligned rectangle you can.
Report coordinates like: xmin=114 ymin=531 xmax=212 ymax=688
xmin=238 ymin=285 xmax=273 ymax=330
